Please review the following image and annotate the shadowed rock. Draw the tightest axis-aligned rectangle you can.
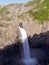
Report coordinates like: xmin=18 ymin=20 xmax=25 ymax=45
xmin=0 ymin=31 xmax=49 ymax=65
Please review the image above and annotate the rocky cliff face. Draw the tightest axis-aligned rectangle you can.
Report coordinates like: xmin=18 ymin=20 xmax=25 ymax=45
xmin=0 ymin=0 xmax=49 ymax=48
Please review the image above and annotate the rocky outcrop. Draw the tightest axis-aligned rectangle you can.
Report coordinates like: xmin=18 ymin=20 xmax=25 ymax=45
xmin=28 ymin=31 xmax=49 ymax=48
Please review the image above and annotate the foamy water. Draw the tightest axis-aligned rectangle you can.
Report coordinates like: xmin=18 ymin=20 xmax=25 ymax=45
xmin=18 ymin=26 xmax=39 ymax=65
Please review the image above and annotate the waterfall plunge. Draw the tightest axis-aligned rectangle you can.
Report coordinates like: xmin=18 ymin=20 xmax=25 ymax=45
xmin=18 ymin=26 xmax=39 ymax=65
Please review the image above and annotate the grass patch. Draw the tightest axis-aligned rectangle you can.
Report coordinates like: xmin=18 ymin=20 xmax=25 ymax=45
xmin=0 ymin=7 xmax=9 ymax=15
xmin=25 ymin=0 xmax=40 ymax=7
xmin=33 ymin=0 xmax=49 ymax=24
xmin=25 ymin=0 xmax=49 ymax=24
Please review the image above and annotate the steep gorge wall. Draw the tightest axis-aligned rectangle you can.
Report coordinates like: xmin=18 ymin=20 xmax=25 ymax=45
xmin=0 ymin=15 xmax=49 ymax=49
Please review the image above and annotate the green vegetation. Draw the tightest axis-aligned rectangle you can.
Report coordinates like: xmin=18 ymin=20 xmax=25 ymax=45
xmin=33 ymin=0 xmax=49 ymax=24
xmin=18 ymin=0 xmax=49 ymax=24
xmin=0 ymin=7 xmax=9 ymax=15
xmin=0 ymin=7 xmax=12 ymax=21
xmin=28 ymin=9 xmax=33 ymax=17
xmin=0 ymin=0 xmax=48 ymax=24
xmin=33 ymin=8 xmax=49 ymax=24
xmin=25 ymin=0 xmax=40 ymax=7
xmin=25 ymin=0 xmax=49 ymax=24
xmin=33 ymin=0 xmax=49 ymax=10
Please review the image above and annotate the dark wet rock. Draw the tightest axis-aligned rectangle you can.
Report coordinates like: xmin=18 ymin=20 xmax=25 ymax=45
xmin=28 ymin=31 xmax=49 ymax=48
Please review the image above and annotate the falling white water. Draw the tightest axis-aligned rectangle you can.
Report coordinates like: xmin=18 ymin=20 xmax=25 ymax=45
xmin=19 ymin=26 xmax=30 ymax=59
xmin=18 ymin=26 xmax=39 ymax=65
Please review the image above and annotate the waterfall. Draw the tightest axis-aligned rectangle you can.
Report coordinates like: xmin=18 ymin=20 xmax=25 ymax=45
xmin=22 ymin=36 xmax=30 ymax=59
xmin=18 ymin=26 xmax=39 ymax=65
xmin=18 ymin=26 xmax=30 ymax=59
